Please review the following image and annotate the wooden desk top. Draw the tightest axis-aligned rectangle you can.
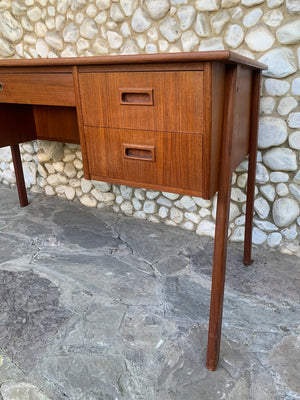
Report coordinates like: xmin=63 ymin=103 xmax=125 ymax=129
xmin=0 ymin=50 xmax=267 ymax=69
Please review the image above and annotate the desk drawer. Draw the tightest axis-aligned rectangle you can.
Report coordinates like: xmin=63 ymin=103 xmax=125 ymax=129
xmin=84 ymin=127 xmax=204 ymax=196
xmin=0 ymin=73 xmax=75 ymax=106
xmin=79 ymin=71 xmax=204 ymax=133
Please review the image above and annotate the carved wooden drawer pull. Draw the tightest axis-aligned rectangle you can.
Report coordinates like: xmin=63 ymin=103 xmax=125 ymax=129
xmin=123 ymin=144 xmax=156 ymax=161
xmin=119 ymin=88 xmax=154 ymax=106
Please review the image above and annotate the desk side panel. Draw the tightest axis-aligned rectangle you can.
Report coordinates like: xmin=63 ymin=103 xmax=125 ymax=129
xmin=206 ymin=62 xmax=226 ymax=199
xmin=230 ymin=66 xmax=252 ymax=172
xmin=0 ymin=104 xmax=37 ymax=147
xmin=72 ymin=66 xmax=91 ymax=180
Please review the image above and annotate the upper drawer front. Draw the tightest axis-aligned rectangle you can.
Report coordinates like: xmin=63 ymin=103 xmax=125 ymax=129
xmin=79 ymin=71 xmax=204 ymax=133
xmin=0 ymin=73 xmax=75 ymax=106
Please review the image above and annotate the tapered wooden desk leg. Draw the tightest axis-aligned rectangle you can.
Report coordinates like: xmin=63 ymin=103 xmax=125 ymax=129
xmin=244 ymin=70 xmax=262 ymax=266
xmin=11 ymin=144 xmax=28 ymax=207
xmin=206 ymin=65 xmax=238 ymax=371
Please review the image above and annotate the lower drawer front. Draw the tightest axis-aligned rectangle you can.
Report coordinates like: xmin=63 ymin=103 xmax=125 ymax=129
xmin=84 ymin=127 xmax=204 ymax=195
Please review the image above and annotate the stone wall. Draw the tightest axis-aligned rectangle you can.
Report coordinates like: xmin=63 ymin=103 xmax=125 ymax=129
xmin=0 ymin=0 xmax=299 ymax=256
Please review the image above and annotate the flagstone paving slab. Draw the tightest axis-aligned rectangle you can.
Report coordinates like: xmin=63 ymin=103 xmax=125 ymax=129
xmin=0 ymin=185 xmax=299 ymax=400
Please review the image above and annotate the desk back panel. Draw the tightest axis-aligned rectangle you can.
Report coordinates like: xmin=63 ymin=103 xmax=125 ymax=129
xmin=33 ymin=106 xmax=80 ymax=144
xmin=0 ymin=104 xmax=37 ymax=147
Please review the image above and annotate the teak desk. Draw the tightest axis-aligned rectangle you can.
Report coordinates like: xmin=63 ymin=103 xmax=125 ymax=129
xmin=0 ymin=51 xmax=267 ymax=370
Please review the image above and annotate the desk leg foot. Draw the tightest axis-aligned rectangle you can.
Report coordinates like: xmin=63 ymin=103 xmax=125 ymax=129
xmin=206 ymin=361 xmax=218 ymax=372
xmin=11 ymin=144 xmax=28 ymax=207
xmin=243 ymin=258 xmax=254 ymax=267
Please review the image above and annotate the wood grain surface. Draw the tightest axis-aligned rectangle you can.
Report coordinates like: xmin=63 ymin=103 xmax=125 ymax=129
xmin=84 ymin=127 xmax=204 ymax=196
xmin=33 ymin=106 xmax=80 ymax=143
xmin=79 ymin=70 xmax=204 ymax=134
xmin=0 ymin=73 xmax=75 ymax=106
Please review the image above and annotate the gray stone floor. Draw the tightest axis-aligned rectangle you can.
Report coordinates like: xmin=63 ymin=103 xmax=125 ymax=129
xmin=0 ymin=184 xmax=299 ymax=400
